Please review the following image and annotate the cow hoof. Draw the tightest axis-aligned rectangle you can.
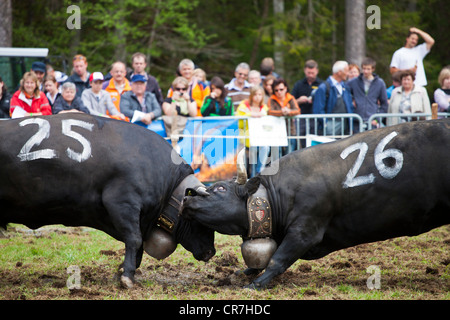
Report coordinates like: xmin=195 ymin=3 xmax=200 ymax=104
xmin=243 ymin=267 xmax=262 ymax=276
xmin=235 ymin=268 xmax=262 ymax=277
xmin=120 ymin=275 xmax=134 ymax=289
xmin=243 ymin=282 xmax=263 ymax=291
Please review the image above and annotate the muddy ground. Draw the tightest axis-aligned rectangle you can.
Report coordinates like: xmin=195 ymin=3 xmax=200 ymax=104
xmin=0 ymin=225 xmax=449 ymax=300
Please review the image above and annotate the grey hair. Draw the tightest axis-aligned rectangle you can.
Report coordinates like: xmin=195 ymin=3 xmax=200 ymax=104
xmin=61 ymin=81 xmax=76 ymax=92
xmin=179 ymin=59 xmax=195 ymax=69
xmin=249 ymin=70 xmax=261 ymax=77
xmin=332 ymin=61 xmax=348 ymax=74
xmin=235 ymin=62 xmax=250 ymax=72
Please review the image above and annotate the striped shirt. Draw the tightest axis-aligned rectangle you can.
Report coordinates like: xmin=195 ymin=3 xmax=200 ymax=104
xmin=225 ymin=78 xmax=251 ymax=110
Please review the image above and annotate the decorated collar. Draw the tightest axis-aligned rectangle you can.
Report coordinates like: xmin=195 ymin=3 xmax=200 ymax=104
xmin=246 ymin=184 xmax=272 ymax=239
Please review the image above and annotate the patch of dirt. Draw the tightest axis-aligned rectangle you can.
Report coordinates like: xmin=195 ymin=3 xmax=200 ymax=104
xmin=0 ymin=225 xmax=449 ymax=300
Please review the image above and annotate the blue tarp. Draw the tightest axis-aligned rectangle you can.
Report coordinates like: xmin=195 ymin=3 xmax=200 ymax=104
xmin=138 ymin=118 xmax=240 ymax=172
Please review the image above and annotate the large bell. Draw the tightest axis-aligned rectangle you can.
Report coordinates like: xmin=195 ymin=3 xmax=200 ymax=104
xmin=143 ymin=227 xmax=177 ymax=260
xmin=241 ymin=238 xmax=277 ymax=269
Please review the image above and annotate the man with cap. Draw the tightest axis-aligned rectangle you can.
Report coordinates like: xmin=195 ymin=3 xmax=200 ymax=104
xmin=65 ymin=54 xmax=91 ymax=98
xmin=81 ymin=72 xmax=126 ymax=120
xmin=128 ymin=52 xmax=164 ymax=106
xmin=120 ymin=74 xmax=161 ymax=125
xmin=31 ymin=61 xmax=47 ymax=91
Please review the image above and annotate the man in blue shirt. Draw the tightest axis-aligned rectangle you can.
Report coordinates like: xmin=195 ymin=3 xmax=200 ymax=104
xmin=347 ymin=58 xmax=388 ymax=130
xmin=312 ymin=61 xmax=354 ymax=135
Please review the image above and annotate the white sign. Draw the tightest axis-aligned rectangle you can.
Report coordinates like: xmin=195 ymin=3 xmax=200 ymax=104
xmin=247 ymin=116 xmax=288 ymax=147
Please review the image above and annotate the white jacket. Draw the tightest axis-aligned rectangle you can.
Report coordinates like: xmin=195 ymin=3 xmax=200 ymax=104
xmin=387 ymin=85 xmax=431 ymax=125
xmin=81 ymin=89 xmax=120 ymax=116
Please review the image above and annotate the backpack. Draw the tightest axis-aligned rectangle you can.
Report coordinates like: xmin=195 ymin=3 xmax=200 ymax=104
xmin=311 ymin=80 xmax=331 ymax=106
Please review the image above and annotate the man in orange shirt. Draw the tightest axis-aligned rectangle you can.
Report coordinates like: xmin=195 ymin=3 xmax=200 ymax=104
xmin=103 ymin=61 xmax=131 ymax=113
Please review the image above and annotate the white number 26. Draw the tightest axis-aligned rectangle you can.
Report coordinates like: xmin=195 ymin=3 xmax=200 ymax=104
xmin=340 ymin=131 xmax=404 ymax=188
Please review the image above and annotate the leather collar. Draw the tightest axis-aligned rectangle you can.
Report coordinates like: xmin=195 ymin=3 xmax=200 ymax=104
xmin=246 ymin=184 xmax=273 ymax=239
xmin=158 ymin=174 xmax=203 ymax=234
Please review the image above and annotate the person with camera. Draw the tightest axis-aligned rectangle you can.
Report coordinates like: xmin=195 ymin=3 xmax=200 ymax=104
xmin=201 ymin=76 xmax=234 ymax=117
xmin=166 ymin=59 xmax=210 ymax=116
xmin=162 ymin=77 xmax=197 ymax=117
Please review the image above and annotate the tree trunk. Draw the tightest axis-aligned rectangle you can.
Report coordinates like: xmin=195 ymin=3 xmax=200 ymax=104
xmin=114 ymin=0 xmax=127 ymax=62
xmin=273 ymin=0 xmax=285 ymax=77
xmin=249 ymin=0 xmax=269 ymax=68
xmin=0 ymin=0 xmax=13 ymax=47
xmin=345 ymin=0 xmax=366 ymax=66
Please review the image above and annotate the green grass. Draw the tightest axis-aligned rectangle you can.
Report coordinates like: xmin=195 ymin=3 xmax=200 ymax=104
xmin=0 ymin=224 xmax=449 ymax=300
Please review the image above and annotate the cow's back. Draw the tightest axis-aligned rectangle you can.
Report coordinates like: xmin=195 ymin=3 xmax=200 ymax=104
xmin=0 ymin=114 xmax=192 ymax=232
xmin=265 ymin=119 xmax=450 ymax=259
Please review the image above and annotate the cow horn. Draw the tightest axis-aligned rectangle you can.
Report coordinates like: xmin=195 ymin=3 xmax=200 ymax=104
xmin=196 ymin=186 xmax=210 ymax=196
xmin=236 ymin=148 xmax=248 ymax=185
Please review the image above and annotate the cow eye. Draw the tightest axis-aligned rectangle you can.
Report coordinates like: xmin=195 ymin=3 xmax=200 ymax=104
xmin=214 ymin=186 xmax=226 ymax=192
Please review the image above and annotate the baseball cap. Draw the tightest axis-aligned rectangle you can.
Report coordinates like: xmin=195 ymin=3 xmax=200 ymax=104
xmin=31 ymin=61 xmax=46 ymax=73
xmin=131 ymin=74 xmax=147 ymax=83
xmin=54 ymin=71 xmax=68 ymax=83
xmin=89 ymin=72 xmax=104 ymax=82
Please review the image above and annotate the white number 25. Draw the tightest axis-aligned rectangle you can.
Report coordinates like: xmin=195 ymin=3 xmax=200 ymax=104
xmin=340 ymin=131 xmax=404 ymax=188
xmin=17 ymin=118 xmax=94 ymax=163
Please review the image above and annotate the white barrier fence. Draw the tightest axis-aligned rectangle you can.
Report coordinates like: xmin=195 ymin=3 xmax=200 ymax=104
xmin=173 ymin=112 xmax=447 ymax=177
xmin=367 ymin=112 xmax=449 ymax=130
xmin=2 ymin=112 xmax=447 ymax=179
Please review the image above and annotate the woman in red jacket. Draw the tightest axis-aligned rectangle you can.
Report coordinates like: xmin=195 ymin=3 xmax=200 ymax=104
xmin=10 ymin=71 xmax=52 ymax=117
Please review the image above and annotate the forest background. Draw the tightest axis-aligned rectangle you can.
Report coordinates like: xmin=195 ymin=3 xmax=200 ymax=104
xmin=1 ymin=0 xmax=449 ymax=100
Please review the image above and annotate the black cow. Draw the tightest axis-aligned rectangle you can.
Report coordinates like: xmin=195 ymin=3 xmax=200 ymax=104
xmin=0 ymin=113 xmax=215 ymax=288
xmin=182 ymin=119 xmax=450 ymax=289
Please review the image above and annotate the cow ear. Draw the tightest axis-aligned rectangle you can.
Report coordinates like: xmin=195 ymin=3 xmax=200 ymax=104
xmin=245 ymin=177 xmax=261 ymax=196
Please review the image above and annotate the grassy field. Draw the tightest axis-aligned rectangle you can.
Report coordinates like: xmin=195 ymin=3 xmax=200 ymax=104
xmin=0 ymin=224 xmax=449 ymax=300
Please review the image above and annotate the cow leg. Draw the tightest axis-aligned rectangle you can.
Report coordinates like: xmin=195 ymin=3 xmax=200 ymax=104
xmin=103 ymin=196 xmax=143 ymax=289
xmin=246 ymin=231 xmax=321 ymax=290
xmin=235 ymin=267 xmax=262 ymax=276
xmin=136 ymin=245 xmax=144 ymax=269
xmin=119 ymin=235 xmax=143 ymax=289
xmin=118 ymin=245 xmax=143 ymax=271
xmin=243 ymin=268 xmax=262 ymax=275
